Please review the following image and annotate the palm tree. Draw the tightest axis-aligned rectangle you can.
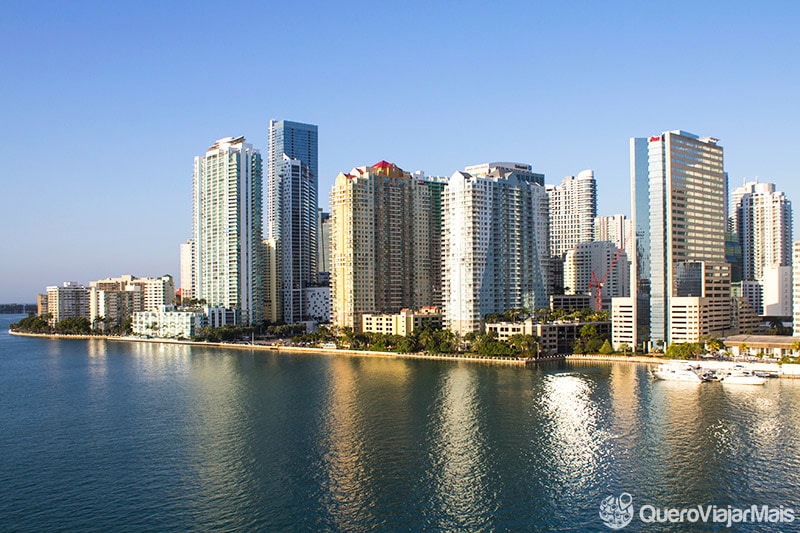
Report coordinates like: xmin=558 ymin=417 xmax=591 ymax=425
xmin=706 ymin=338 xmax=723 ymax=353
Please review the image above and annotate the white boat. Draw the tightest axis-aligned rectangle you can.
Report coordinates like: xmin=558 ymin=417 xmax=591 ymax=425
xmin=652 ymin=363 xmax=708 ymax=382
xmin=719 ymin=370 xmax=767 ymax=386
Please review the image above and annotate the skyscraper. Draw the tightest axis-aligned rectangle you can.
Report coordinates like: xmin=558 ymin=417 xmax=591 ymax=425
xmin=731 ymin=181 xmax=793 ymax=315
xmin=442 ymin=168 xmax=548 ymax=335
xmin=547 ymin=170 xmax=597 ymax=258
xmin=637 ymin=130 xmax=729 ymax=346
xmin=267 ymin=120 xmax=319 ymax=323
xmin=330 ymin=161 xmax=432 ymax=331
xmin=193 ymin=136 xmax=263 ymax=325
xmin=734 ymin=182 xmax=793 ymax=278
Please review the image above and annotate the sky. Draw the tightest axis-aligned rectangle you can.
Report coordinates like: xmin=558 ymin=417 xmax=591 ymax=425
xmin=1 ymin=0 xmax=799 ymax=303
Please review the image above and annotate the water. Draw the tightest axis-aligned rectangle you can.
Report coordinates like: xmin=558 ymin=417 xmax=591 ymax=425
xmin=1 ymin=314 xmax=799 ymax=531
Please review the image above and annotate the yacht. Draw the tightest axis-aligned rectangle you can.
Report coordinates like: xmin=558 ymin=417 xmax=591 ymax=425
xmin=652 ymin=363 xmax=709 ymax=382
xmin=719 ymin=368 xmax=767 ymax=386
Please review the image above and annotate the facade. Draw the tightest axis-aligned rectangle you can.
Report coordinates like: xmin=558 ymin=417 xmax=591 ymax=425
xmin=550 ymin=294 xmax=592 ymax=311
xmin=723 ymin=334 xmax=800 ymax=359
xmin=193 ymin=136 xmax=263 ymax=326
xmin=87 ymin=274 xmax=175 ymax=330
xmin=90 ymin=284 xmax=141 ymax=330
xmin=267 ymin=120 xmax=319 ymax=323
xmin=262 ymin=238 xmax=282 ymax=323
xmin=303 ymin=286 xmax=331 ymax=323
xmin=180 ymin=239 xmax=195 ymax=302
xmin=611 ymin=297 xmax=635 ymax=350
xmin=37 ymin=293 xmax=48 ymax=317
xmin=762 ymin=265 xmax=792 ymax=316
xmin=318 ymin=210 xmax=331 ymax=276
xmin=331 ymin=161 xmax=432 ymax=331
xmin=362 ymin=307 xmax=443 ymax=336
xmin=740 ymin=281 xmax=763 ymax=317
xmin=595 ymin=214 xmax=634 ymax=262
xmin=133 ymin=275 xmax=175 ymax=311
xmin=730 ymin=294 xmax=764 ymax=335
xmin=794 ymin=242 xmax=800 ymax=336
xmin=563 ymin=241 xmax=629 ymax=309
xmin=132 ymin=306 xmax=205 ymax=339
xmin=267 ymin=119 xmax=318 ymax=239
xmin=466 ymin=163 xmax=550 ymax=297
xmin=733 ymin=181 xmax=793 ymax=314
xmin=46 ymin=282 xmax=90 ymax=325
xmin=273 ymin=155 xmax=318 ymax=322
xmin=442 ymin=169 xmax=548 ymax=335
xmin=485 ymin=319 xmax=610 ymax=355
xmin=414 ymin=172 xmax=449 ymax=308
xmin=623 ymin=131 xmax=730 ymax=348
xmin=733 ymin=182 xmax=792 ymax=278
xmin=547 ymin=170 xmax=597 ymax=259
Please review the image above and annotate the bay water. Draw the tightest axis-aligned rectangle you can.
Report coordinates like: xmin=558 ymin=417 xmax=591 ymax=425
xmin=1 ymin=314 xmax=799 ymax=531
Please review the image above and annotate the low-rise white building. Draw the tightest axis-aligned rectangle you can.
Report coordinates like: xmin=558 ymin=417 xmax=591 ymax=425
xmin=723 ymin=334 xmax=800 ymax=359
xmin=132 ymin=305 xmax=204 ymax=339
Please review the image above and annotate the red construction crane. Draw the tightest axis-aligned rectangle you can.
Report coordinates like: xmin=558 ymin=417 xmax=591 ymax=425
xmin=588 ymin=246 xmax=626 ymax=311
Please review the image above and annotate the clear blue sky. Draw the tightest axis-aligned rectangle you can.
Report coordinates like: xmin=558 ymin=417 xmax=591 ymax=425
xmin=2 ymin=1 xmax=799 ymax=303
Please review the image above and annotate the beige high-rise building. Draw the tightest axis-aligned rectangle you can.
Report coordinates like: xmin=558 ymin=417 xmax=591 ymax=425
xmin=330 ymin=161 xmax=432 ymax=331
xmin=46 ymin=282 xmax=90 ymax=326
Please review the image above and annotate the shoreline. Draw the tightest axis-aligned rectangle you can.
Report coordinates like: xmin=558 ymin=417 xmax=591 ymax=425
xmin=7 ymin=330 xmax=552 ymax=366
xmin=9 ymin=330 xmax=800 ymax=376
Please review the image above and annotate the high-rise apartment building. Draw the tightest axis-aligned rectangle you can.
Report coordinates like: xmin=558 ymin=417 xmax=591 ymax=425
xmin=413 ymin=172 xmax=449 ymax=309
xmin=46 ymin=282 xmax=90 ymax=326
xmin=732 ymin=181 xmax=793 ymax=315
xmin=330 ymin=161 xmax=432 ymax=331
xmin=193 ymin=136 xmax=263 ymax=325
xmin=734 ymin=181 xmax=792 ymax=281
xmin=547 ymin=170 xmax=596 ymax=259
xmin=442 ymin=168 xmax=548 ymax=335
xmin=180 ymin=239 xmax=194 ymax=302
xmin=267 ymin=120 xmax=319 ymax=323
xmin=465 ymin=163 xmax=550 ymax=295
xmin=621 ymin=131 xmax=730 ymax=348
xmin=563 ymin=241 xmax=629 ymax=309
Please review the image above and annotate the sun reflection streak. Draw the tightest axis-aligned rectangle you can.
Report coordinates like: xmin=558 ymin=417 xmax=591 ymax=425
xmin=540 ymin=373 xmax=606 ymax=495
xmin=319 ymin=358 xmax=374 ymax=529
xmin=428 ymin=365 xmax=493 ymax=530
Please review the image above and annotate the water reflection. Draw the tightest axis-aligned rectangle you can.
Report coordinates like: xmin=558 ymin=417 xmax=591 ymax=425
xmin=128 ymin=341 xmax=193 ymax=381
xmin=539 ymin=372 xmax=607 ymax=497
xmin=183 ymin=351 xmax=256 ymax=530
xmin=428 ymin=365 xmax=492 ymax=530
xmin=316 ymin=357 xmax=372 ymax=528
